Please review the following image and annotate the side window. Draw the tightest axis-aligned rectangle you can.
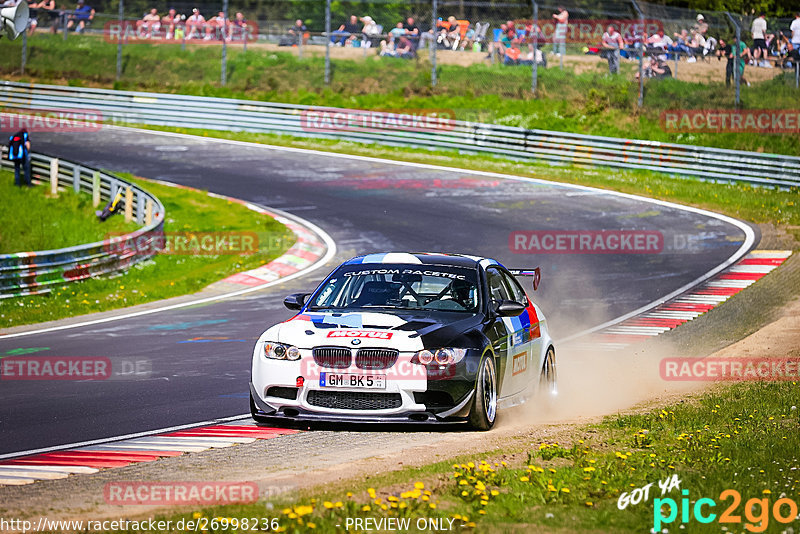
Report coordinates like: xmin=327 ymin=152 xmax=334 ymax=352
xmin=502 ymin=271 xmax=528 ymax=306
xmin=486 ymin=269 xmax=511 ymax=303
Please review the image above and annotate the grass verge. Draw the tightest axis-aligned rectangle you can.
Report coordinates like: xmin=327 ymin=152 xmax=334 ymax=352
xmin=97 ymin=381 xmax=800 ymax=533
xmin=0 ymin=174 xmax=293 ymax=328
xmin=1 ymin=34 xmax=800 ymax=155
xmin=0 ymin=168 xmax=136 ymax=253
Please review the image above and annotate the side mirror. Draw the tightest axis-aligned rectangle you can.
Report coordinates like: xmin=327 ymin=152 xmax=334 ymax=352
xmin=495 ymin=300 xmax=526 ymax=317
xmin=284 ymin=293 xmax=309 ymax=311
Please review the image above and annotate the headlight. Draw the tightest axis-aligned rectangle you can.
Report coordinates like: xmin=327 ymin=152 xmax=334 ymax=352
xmin=412 ymin=347 xmax=467 ymax=366
xmin=264 ymin=342 xmax=301 ymax=361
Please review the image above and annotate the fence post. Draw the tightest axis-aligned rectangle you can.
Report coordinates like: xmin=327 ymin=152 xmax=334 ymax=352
xmin=324 ymin=0 xmax=331 ymax=86
xmin=124 ymin=187 xmax=133 ymax=222
xmin=630 ymin=0 xmax=644 ymax=108
xmin=92 ymin=171 xmax=101 ymax=206
xmin=73 ymin=165 xmax=81 ymax=193
xmin=116 ymin=0 xmax=124 ymax=80
xmin=796 ymin=59 xmax=798 ymax=89
xmin=221 ymin=0 xmax=229 ymax=86
xmin=298 ymin=29 xmax=302 ymax=59
xmin=62 ymin=12 xmax=68 ymax=41
xmin=136 ymin=191 xmax=144 ymax=224
xmin=145 ymin=198 xmax=153 ymax=225
xmin=531 ymin=0 xmax=538 ymax=95
xmin=725 ymin=12 xmax=741 ymax=109
xmin=49 ymin=158 xmax=59 ymax=196
xmin=21 ymin=31 xmax=26 ymax=75
xmin=431 ymin=0 xmax=438 ymax=87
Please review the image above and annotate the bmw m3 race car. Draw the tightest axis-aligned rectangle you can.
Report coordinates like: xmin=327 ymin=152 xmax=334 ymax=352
xmin=250 ymin=252 xmax=556 ymax=430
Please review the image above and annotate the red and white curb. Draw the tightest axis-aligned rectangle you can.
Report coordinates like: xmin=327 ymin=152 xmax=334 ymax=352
xmin=0 ymin=422 xmax=296 ymax=486
xmin=577 ymin=250 xmax=792 ymax=351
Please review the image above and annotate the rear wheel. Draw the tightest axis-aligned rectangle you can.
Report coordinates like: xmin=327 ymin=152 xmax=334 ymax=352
xmin=539 ymin=346 xmax=557 ymax=396
xmin=469 ymin=355 xmax=497 ymax=430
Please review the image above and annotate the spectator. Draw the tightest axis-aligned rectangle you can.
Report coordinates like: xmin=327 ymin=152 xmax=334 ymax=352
xmin=783 ymin=40 xmax=800 ymax=69
xmin=601 ymin=25 xmax=624 ymax=74
xmin=205 ymin=11 xmax=227 ymax=40
xmin=281 ymin=19 xmax=305 ymax=46
xmin=389 ymin=22 xmax=405 ymax=38
xmin=722 ymin=37 xmax=750 ymax=86
xmin=552 ymin=6 xmax=568 ymax=56
xmin=396 ymin=35 xmax=414 ymax=58
xmin=7 ymin=129 xmax=32 ymax=188
xmin=65 ymin=0 xmax=93 ymax=33
xmin=229 ymin=12 xmax=248 ymax=41
xmin=161 ymin=8 xmax=181 ymax=40
xmin=403 ymin=17 xmax=419 ymax=36
xmin=331 ymin=14 xmax=358 ymax=46
xmin=360 ymin=15 xmax=380 ymax=47
xmin=185 ymin=8 xmax=205 ymax=39
xmin=646 ymin=29 xmax=672 ymax=61
xmin=28 ymin=0 xmax=54 ymax=34
xmin=693 ymin=14 xmax=708 ymax=36
xmin=459 ymin=24 xmax=476 ymax=51
xmin=138 ymin=8 xmax=161 ymax=38
xmin=751 ymin=12 xmax=770 ymax=67
xmin=437 ymin=15 xmax=460 ymax=48
xmin=686 ymin=29 xmax=705 ymax=62
xmin=669 ymin=29 xmax=690 ymax=61
xmin=791 ymin=13 xmax=800 ymax=50
xmin=380 ymin=33 xmax=397 ymax=56
xmin=636 ymin=56 xmax=672 ymax=79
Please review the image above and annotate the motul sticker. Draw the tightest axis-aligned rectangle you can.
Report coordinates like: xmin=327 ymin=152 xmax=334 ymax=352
xmin=512 ymin=352 xmax=527 ymax=376
xmin=326 ymin=330 xmax=393 ymax=339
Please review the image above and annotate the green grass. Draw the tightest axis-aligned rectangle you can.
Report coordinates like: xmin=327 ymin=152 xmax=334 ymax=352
xmin=0 ymin=169 xmax=136 ymax=253
xmin=2 ymin=34 xmax=800 ymax=155
xmin=131 ymin=125 xmax=800 ymax=231
xmin=0 ymin=174 xmax=293 ymax=327
xmin=90 ymin=381 xmax=800 ymax=533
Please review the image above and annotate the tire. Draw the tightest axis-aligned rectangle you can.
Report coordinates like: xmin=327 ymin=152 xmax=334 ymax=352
xmin=469 ymin=355 xmax=498 ymax=430
xmin=249 ymin=392 xmax=270 ymax=424
xmin=539 ymin=346 xmax=558 ymax=396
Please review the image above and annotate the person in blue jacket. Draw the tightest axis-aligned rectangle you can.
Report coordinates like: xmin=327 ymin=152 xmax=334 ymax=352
xmin=7 ymin=129 xmax=32 ymax=187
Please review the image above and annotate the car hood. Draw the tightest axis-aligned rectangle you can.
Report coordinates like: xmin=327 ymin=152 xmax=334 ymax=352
xmin=267 ymin=310 xmax=485 ymax=350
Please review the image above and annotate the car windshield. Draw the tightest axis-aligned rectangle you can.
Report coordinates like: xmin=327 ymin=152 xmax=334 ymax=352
xmin=308 ymin=264 xmax=481 ymax=313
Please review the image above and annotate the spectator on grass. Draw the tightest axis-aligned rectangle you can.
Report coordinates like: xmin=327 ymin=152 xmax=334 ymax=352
xmin=28 ymin=0 xmax=54 ymax=34
xmin=360 ymin=15 xmax=380 ymax=48
xmin=389 ymin=21 xmax=405 ymax=38
xmin=331 ymin=14 xmax=358 ymax=46
xmin=65 ymin=0 xmax=93 ymax=33
xmin=185 ymin=8 xmax=205 ymax=39
xmin=646 ymin=29 xmax=672 ymax=61
xmin=459 ymin=24 xmax=476 ymax=51
xmin=437 ymin=15 xmax=460 ymax=48
xmin=636 ymin=56 xmax=672 ymax=79
xmin=161 ymin=8 xmax=182 ymax=39
xmin=380 ymin=33 xmax=396 ymax=56
xmin=282 ymin=19 xmax=306 ymax=46
xmin=791 ymin=13 xmax=800 ymax=50
xmin=685 ymin=29 xmax=705 ymax=62
xmin=693 ymin=14 xmax=708 ymax=36
xmin=205 ymin=11 xmax=228 ymax=40
xmin=396 ymin=35 xmax=414 ymax=58
xmin=403 ymin=17 xmax=419 ymax=37
xmin=601 ymin=24 xmax=623 ymax=74
xmin=229 ymin=12 xmax=249 ymax=41
xmin=783 ymin=40 xmax=800 ymax=69
xmin=751 ymin=12 xmax=770 ymax=67
xmin=669 ymin=29 xmax=690 ymax=61
xmin=722 ymin=38 xmax=750 ymax=86
xmin=138 ymin=8 xmax=161 ymax=38
xmin=552 ymin=6 xmax=568 ymax=57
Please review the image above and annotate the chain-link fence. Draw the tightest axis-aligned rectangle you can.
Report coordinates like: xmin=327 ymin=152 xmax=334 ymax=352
xmin=3 ymin=0 xmax=800 ymax=139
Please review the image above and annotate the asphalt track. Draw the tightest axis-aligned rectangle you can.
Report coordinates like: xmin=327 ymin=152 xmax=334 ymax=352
xmin=0 ymin=127 xmax=755 ymax=456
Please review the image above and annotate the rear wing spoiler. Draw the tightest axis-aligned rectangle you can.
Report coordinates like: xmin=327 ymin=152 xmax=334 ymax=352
xmin=508 ymin=267 xmax=541 ymax=291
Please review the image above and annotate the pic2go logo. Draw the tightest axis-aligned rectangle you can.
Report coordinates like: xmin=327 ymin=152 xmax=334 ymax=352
xmin=654 ymin=489 xmax=800 ymax=532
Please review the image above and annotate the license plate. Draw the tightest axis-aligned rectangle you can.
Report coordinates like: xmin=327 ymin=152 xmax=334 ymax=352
xmin=320 ymin=372 xmax=386 ymax=389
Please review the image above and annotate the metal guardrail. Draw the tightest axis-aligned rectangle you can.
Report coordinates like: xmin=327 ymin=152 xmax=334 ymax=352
xmin=1 ymin=81 xmax=798 ymax=189
xmin=0 ymin=148 xmax=165 ymax=299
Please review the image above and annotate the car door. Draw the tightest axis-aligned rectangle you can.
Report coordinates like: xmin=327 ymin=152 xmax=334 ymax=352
xmin=485 ymin=267 xmax=515 ymax=397
xmin=500 ymin=270 xmax=541 ymax=395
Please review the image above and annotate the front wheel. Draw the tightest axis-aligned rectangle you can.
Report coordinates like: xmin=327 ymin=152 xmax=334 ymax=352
xmin=469 ymin=355 xmax=498 ymax=430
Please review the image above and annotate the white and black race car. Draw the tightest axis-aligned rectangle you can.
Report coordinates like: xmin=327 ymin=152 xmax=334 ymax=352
xmin=250 ymin=253 xmax=556 ymax=430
